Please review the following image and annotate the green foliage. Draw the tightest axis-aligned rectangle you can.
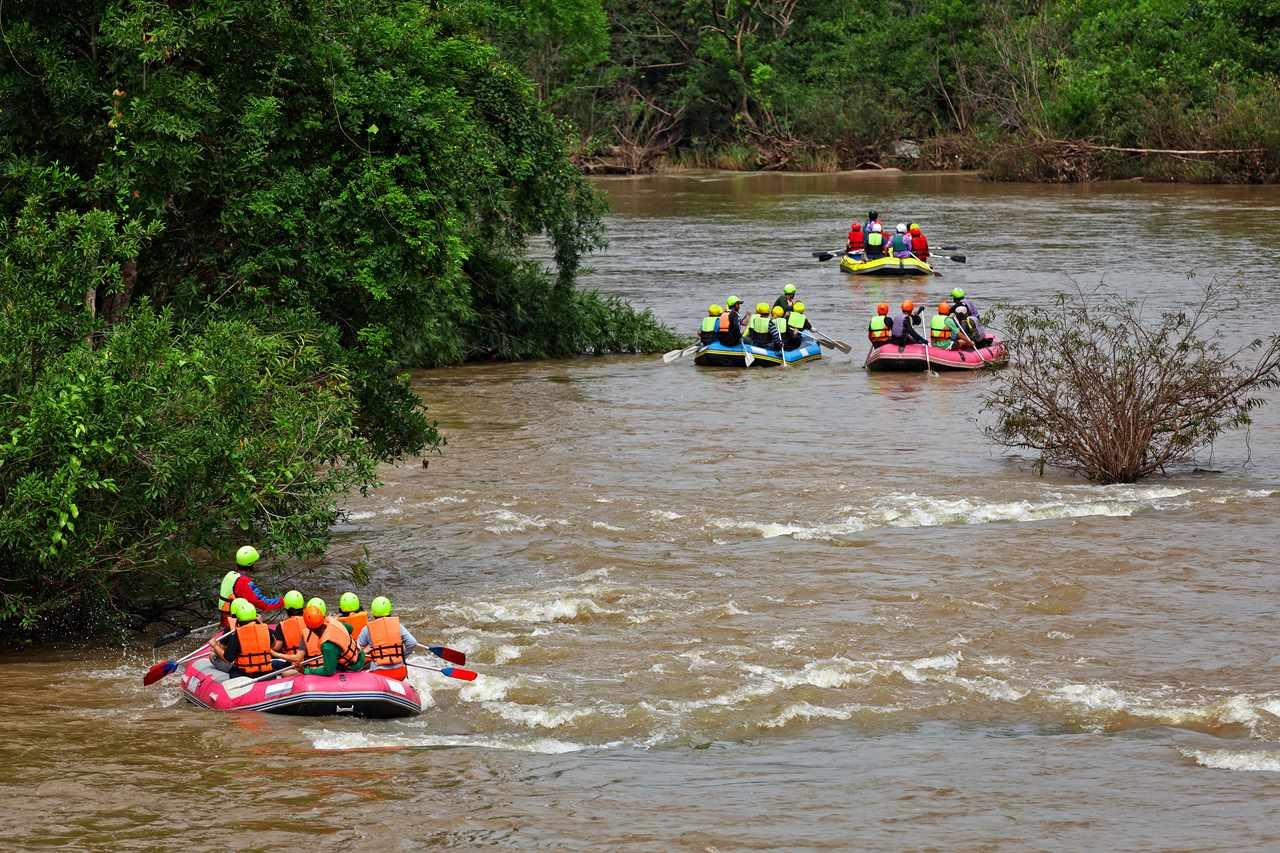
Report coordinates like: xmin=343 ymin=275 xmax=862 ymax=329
xmin=0 ymin=307 xmax=381 ymax=631
xmin=0 ymin=1 xmax=673 ymax=634
xmin=515 ymin=0 xmax=1280 ymax=177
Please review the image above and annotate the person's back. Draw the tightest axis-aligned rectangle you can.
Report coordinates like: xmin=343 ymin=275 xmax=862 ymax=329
xmin=786 ymin=302 xmax=812 ymax=350
xmin=909 ymin=224 xmax=929 ymax=261
xmin=301 ymin=608 xmax=366 ymax=676
xmin=769 ymin=306 xmax=788 ymax=350
xmin=889 ymin=300 xmax=926 ymax=345
xmin=748 ymin=304 xmax=773 ymax=347
xmin=862 ymin=210 xmax=879 ymax=237
xmin=865 ymin=225 xmax=886 ymax=260
xmin=868 ymin=303 xmax=891 ymax=347
xmin=716 ymin=305 xmax=741 ymax=345
xmin=700 ymin=305 xmax=722 ymax=344
xmin=359 ymin=596 xmax=417 ymax=681
xmin=929 ymin=303 xmax=955 ymax=349
xmin=847 ymin=223 xmax=864 ymax=255
xmin=890 ymin=224 xmax=913 ymax=258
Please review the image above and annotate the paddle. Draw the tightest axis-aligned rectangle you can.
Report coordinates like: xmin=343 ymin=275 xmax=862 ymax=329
xmin=143 ymin=634 xmax=228 ymax=686
xmin=808 ymin=327 xmax=852 ymax=354
xmin=428 ymin=645 xmax=467 ymax=666
xmin=741 ymin=341 xmax=755 ymax=367
xmin=662 ymin=343 xmax=699 ymax=364
xmin=813 ymin=249 xmax=845 ymax=262
xmin=923 ymin=336 xmax=938 ymax=377
xmin=406 ymin=661 xmax=479 ymax=681
xmin=910 ymin=252 xmax=943 ymax=277
xmin=222 ymin=656 xmax=322 ymax=692
xmin=153 ymin=620 xmax=219 ymax=649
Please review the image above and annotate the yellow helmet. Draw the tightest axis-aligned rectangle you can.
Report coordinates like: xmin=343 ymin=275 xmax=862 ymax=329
xmin=708 ymin=304 xmax=723 ymax=316
xmin=793 ymin=302 xmax=805 ymax=314
xmin=755 ymin=302 xmax=769 ymax=315
xmin=771 ymin=306 xmax=785 ymax=317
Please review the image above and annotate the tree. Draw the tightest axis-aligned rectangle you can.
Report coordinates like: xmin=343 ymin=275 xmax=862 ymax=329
xmin=984 ymin=284 xmax=1280 ymax=483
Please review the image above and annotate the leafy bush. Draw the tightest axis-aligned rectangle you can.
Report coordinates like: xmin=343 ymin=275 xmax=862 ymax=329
xmin=0 ymin=308 xmax=382 ymax=631
xmin=985 ymin=284 xmax=1280 ymax=483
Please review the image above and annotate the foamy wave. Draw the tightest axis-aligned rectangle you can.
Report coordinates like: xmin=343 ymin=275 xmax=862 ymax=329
xmin=458 ymin=674 xmax=516 ymax=703
xmin=647 ymin=510 xmax=683 ymax=520
xmin=761 ymin=702 xmax=897 ymax=729
xmin=1049 ymin=683 xmax=1265 ymax=731
xmin=710 ymin=485 xmax=1250 ymax=540
xmin=483 ymin=702 xmax=595 ymax=729
xmin=439 ymin=596 xmax=618 ymax=625
xmin=482 ymin=509 xmax=552 ymax=534
xmin=1180 ymin=748 xmax=1280 ymax=773
xmin=308 ymin=729 xmax=594 ymax=754
xmin=591 ymin=521 xmax=625 ymax=531
xmin=494 ymin=645 xmax=523 ymax=664
xmin=426 ymin=496 xmax=466 ymax=506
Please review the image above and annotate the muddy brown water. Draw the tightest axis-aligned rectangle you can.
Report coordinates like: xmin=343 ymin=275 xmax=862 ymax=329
xmin=5 ymin=172 xmax=1280 ymax=850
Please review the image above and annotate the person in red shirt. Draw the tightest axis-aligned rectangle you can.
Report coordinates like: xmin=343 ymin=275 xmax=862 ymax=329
xmin=846 ymin=222 xmax=864 ymax=256
xmin=908 ymin=223 xmax=929 ymax=261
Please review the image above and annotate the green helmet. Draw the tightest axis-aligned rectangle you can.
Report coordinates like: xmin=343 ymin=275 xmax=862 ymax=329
xmin=726 ymin=295 xmax=741 ymax=307
xmin=230 ymin=597 xmax=249 ymax=621
xmin=339 ymin=592 xmax=360 ymax=613
xmin=783 ymin=283 xmax=796 ymax=295
xmin=235 ymin=545 xmax=260 ymax=567
xmin=306 ymin=596 xmax=327 ymax=616
xmin=951 ymin=288 xmax=966 ymax=299
xmin=239 ymin=603 xmax=258 ymax=622
xmin=370 ymin=596 xmax=392 ymax=618
xmin=283 ymin=589 xmax=305 ymax=610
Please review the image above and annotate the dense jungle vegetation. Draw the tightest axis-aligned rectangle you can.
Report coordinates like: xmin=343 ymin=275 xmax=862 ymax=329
xmin=486 ymin=0 xmax=1280 ymax=180
xmin=0 ymin=0 xmax=677 ymax=633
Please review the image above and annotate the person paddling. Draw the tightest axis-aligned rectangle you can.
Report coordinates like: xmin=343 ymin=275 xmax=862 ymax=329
xmin=889 ymin=300 xmax=927 ymax=345
xmin=357 ymin=596 xmax=418 ymax=681
xmin=273 ymin=590 xmax=308 ymax=658
xmin=217 ymin=545 xmax=283 ymax=631
xmin=908 ymin=223 xmax=929 ymax=261
xmin=338 ymin=592 xmax=368 ymax=639
xmin=889 ymin=224 xmax=913 ymax=259
xmin=699 ymin=305 xmax=722 ymax=344
xmin=210 ymin=603 xmax=291 ymax=678
xmin=846 ymin=222 xmax=864 ymax=258
xmin=785 ymin=302 xmax=812 ymax=349
xmin=868 ymin=303 xmax=892 ymax=347
xmin=929 ymin=303 xmax=957 ymax=350
xmin=773 ymin=283 xmax=797 ymax=314
xmin=297 ymin=604 xmax=366 ymax=676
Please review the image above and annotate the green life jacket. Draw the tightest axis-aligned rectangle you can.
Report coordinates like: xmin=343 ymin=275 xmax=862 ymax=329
xmin=891 ymin=233 xmax=910 ymax=252
xmin=929 ymin=314 xmax=953 ymax=348
xmin=749 ymin=314 xmax=771 ymax=334
xmin=219 ymin=570 xmax=240 ymax=613
xmin=700 ymin=316 xmax=717 ymax=333
xmin=787 ymin=313 xmax=806 ymax=330
xmin=868 ymin=315 xmax=890 ymax=342
xmin=771 ymin=317 xmax=788 ymax=339
xmin=866 ymin=232 xmax=884 ymax=247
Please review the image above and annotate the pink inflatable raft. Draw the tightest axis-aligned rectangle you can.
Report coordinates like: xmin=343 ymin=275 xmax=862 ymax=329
xmin=865 ymin=339 xmax=1009 ymax=372
xmin=180 ymin=656 xmax=423 ymax=719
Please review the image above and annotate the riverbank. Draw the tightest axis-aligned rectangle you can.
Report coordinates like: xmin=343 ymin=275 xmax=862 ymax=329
xmin=576 ymin=134 xmax=1280 ymax=184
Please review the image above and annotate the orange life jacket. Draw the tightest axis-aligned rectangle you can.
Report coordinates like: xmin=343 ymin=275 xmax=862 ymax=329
xmin=235 ymin=622 xmax=273 ymax=675
xmin=278 ymin=615 xmax=306 ymax=655
xmin=366 ymin=616 xmax=406 ymax=668
xmin=717 ymin=313 xmax=731 ymax=332
xmin=340 ymin=610 xmax=368 ymax=639
xmin=303 ymin=617 xmax=360 ymax=668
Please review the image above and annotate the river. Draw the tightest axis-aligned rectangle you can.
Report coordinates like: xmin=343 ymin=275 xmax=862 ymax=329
xmin=5 ymin=172 xmax=1280 ymax=850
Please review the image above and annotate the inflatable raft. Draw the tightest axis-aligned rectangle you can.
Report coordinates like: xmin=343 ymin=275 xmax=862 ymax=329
xmin=180 ymin=656 xmax=423 ymax=718
xmin=694 ymin=333 xmax=823 ymax=367
xmin=840 ymin=254 xmax=934 ymax=277
xmin=865 ymin=339 xmax=1009 ymax=371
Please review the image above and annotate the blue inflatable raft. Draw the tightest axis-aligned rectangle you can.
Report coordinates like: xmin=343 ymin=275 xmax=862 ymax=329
xmin=694 ymin=333 xmax=823 ymax=367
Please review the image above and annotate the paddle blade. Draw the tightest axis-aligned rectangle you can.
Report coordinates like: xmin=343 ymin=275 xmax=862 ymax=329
xmin=949 ymin=255 xmax=966 ymax=263
xmin=816 ymin=252 xmax=837 ymax=262
xmin=662 ymin=348 xmax=684 ymax=363
xmin=940 ymin=245 xmax=959 ymax=251
xmin=429 ymin=646 xmax=466 ymax=665
xmin=142 ymin=660 xmax=177 ymax=686
xmin=441 ymin=666 xmax=478 ymax=681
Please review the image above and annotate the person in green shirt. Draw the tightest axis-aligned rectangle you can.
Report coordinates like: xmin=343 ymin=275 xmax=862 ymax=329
xmin=773 ymin=283 xmax=797 ymax=314
xmin=294 ymin=605 xmax=367 ymax=676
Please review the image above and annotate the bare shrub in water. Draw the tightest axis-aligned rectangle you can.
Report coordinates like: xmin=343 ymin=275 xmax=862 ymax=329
xmin=985 ymin=283 xmax=1280 ymax=484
